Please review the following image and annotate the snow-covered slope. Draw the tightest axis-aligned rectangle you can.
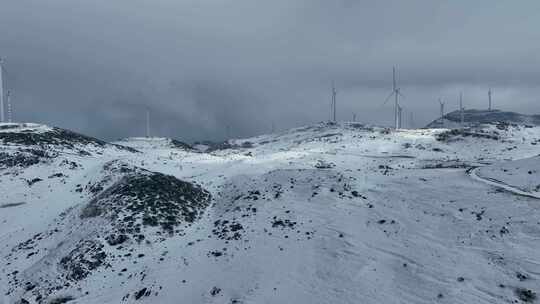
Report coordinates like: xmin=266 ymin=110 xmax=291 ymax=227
xmin=474 ymin=155 xmax=540 ymax=198
xmin=426 ymin=109 xmax=540 ymax=128
xmin=1 ymin=122 xmax=540 ymax=304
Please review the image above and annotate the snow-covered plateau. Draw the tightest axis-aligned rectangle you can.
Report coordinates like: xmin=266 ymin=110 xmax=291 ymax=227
xmin=1 ymin=121 xmax=539 ymax=304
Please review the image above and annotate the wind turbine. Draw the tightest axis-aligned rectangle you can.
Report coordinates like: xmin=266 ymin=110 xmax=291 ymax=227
xmin=488 ymin=88 xmax=492 ymax=111
xmin=397 ymin=105 xmax=403 ymax=129
xmin=0 ymin=58 xmax=4 ymax=123
xmin=438 ymin=98 xmax=445 ymax=127
xmin=384 ymin=66 xmax=404 ymax=129
xmin=145 ymin=108 xmax=150 ymax=138
xmin=6 ymin=90 xmax=12 ymax=123
xmin=459 ymin=92 xmax=465 ymax=127
xmin=331 ymin=81 xmax=337 ymax=122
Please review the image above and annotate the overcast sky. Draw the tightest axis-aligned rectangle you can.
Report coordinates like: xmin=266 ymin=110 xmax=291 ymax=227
xmin=1 ymin=0 xmax=539 ymax=142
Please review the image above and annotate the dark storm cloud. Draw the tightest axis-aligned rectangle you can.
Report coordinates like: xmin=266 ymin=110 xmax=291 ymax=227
xmin=1 ymin=0 xmax=540 ymax=141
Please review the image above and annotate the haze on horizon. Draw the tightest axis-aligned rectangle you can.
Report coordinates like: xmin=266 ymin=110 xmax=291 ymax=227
xmin=1 ymin=0 xmax=539 ymax=142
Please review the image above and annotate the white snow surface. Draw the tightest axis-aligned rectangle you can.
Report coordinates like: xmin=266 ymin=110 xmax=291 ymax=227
xmin=475 ymin=155 xmax=540 ymax=197
xmin=1 ymin=122 xmax=540 ymax=304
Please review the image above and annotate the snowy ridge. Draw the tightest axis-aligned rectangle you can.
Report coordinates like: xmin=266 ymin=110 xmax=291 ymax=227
xmin=1 ymin=121 xmax=540 ymax=304
xmin=426 ymin=109 xmax=540 ymax=128
xmin=115 ymin=137 xmax=193 ymax=151
xmin=0 ymin=123 xmax=53 ymax=134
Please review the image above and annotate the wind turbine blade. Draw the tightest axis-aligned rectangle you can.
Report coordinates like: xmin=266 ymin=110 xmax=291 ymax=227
xmin=383 ymin=92 xmax=394 ymax=105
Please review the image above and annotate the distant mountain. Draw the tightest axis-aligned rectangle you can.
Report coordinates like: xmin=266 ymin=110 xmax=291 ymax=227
xmin=426 ymin=109 xmax=540 ymax=128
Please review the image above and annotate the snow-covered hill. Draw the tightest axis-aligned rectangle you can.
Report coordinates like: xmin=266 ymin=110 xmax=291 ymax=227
xmin=426 ymin=109 xmax=540 ymax=128
xmin=1 ymin=122 xmax=540 ymax=304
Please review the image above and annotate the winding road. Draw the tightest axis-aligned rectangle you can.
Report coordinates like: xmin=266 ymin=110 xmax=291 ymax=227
xmin=468 ymin=167 xmax=540 ymax=199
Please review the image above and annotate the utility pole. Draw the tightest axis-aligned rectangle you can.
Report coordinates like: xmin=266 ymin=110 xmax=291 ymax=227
xmin=438 ymin=98 xmax=445 ymax=127
xmin=6 ymin=90 xmax=12 ymax=123
xmin=145 ymin=108 xmax=150 ymax=138
xmin=459 ymin=92 xmax=464 ymax=127
xmin=409 ymin=111 xmax=414 ymax=129
xmin=352 ymin=113 xmax=356 ymax=122
xmin=488 ymin=88 xmax=492 ymax=111
xmin=331 ymin=81 xmax=337 ymax=122
xmin=0 ymin=58 xmax=4 ymax=123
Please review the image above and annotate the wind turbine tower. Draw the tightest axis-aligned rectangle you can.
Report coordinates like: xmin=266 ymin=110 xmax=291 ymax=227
xmin=331 ymin=81 xmax=337 ymax=122
xmin=384 ymin=66 xmax=403 ymax=129
xmin=488 ymin=88 xmax=492 ymax=111
xmin=438 ymin=98 xmax=445 ymax=127
xmin=397 ymin=105 xmax=403 ymax=129
xmin=145 ymin=108 xmax=150 ymax=138
xmin=459 ymin=92 xmax=465 ymax=127
xmin=0 ymin=58 xmax=5 ymax=123
xmin=6 ymin=90 xmax=12 ymax=123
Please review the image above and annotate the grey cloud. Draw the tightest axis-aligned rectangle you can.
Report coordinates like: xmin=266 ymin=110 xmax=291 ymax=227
xmin=1 ymin=0 xmax=539 ymax=141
